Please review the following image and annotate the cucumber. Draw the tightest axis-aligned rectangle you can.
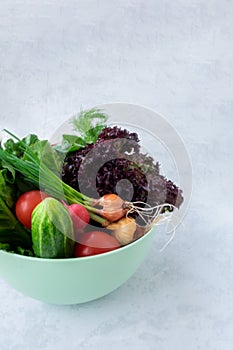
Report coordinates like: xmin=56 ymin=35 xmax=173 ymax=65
xmin=31 ymin=197 xmax=75 ymax=258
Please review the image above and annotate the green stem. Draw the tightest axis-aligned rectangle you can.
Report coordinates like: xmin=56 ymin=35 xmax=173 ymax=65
xmin=89 ymin=212 xmax=109 ymax=226
xmin=0 ymin=138 xmax=106 ymax=227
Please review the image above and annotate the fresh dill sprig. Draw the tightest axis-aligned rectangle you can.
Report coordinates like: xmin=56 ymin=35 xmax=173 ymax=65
xmin=72 ymin=108 xmax=108 ymax=144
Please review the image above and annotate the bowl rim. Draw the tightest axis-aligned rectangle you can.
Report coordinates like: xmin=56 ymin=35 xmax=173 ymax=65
xmin=0 ymin=227 xmax=155 ymax=263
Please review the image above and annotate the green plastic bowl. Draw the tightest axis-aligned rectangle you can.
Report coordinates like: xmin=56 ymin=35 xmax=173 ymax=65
xmin=0 ymin=228 xmax=155 ymax=305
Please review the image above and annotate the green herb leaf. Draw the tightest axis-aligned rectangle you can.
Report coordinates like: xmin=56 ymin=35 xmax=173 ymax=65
xmin=0 ymin=131 xmax=108 ymax=226
xmin=15 ymin=174 xmax=37 ymax=195
xmin=4 ymin=138 xmax=23 ymax=157
xmin=53 ymin=134 xmax=87 ymax=154
xmin=23 ymin=134 xmax=39 ymax=146
xmin=0 ymin=196 xmax=32 ymax=248
xmin=0 ymin=169 xmax=16 ymax=208
xmin=84 ymin=124 xmax=107 ymax=144
xmin=3 ymin=134 xmax=39 ymax=158
xmin=0 ymin=242 xmax=34 ymax=256
xmin=0 ymin=242 xmax=11 ymax=252
xmin=26 ymin=140 xmax=62 ymax=175
xmin=15 ymin=246 xmax=34 ymax=256
xmin=72 ymin=108 xmax=108 ymax=144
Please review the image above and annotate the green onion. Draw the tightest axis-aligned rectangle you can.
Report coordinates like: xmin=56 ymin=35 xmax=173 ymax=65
xmin=0 ymin=131 xmax=108 ymax=226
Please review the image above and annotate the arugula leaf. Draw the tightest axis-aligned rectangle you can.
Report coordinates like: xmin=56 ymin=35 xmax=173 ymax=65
xmin=72 ymin=108 xmax=107 ymax=144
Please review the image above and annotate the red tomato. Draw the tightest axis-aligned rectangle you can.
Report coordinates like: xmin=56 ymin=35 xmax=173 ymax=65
xmin=15 ymin=190 xmax=49 ymax=229
xmin=74 ymin=231 xmax=120 ymax=257
xmin=68 ymin=204 xmax=90 ymax=230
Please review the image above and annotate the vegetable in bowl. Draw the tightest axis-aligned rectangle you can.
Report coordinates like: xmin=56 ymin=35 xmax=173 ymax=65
xmin=0 ymin=108 xmax=183 ymax=259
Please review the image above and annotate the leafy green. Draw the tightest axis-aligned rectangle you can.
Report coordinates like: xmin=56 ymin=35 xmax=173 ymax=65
xmin=0 ymin=242 xmax=33 ymax=256
xmin=3 ymin=132 xmax=61 ymax=175
xmin=84 ymin=124 xmax=106 ymax=144
xmin=3 ymin=138 xmax=23 ymax=158
xmin=14 ymin=246 xmax=34 ymax=256
xmin=0 ymin=242 xmax=11 ymax=252
xmin=0 ymin=168 xmax=16 ymax=208
xmin=2 ymin=131 xmax=62 ymax=186
xmin=0 ymin=110 xmax=109 ymax=255
xmin=0 ymin=134 xmax=33 ymax=252
xmin=0 ymin=196 xmax=32 ymax=248
xmin=53 ymin=134 xmax=87 ymax=154
xmin=53 ymin=108 xmax=108 ymax=154
xmin=14 ymin=174 xmax=37 ymax=195
xmin=72 ymin=108 xmax=107 ymax=144
xmin=23 ymin=134 xmax=40 ymax=146
xmin=4 ymin=134 xmax=39 ymax=158
xmin=26 ymin=140 xmax=62 ymax=175
xmin=0 ymin=132 xmax=107 ymax=225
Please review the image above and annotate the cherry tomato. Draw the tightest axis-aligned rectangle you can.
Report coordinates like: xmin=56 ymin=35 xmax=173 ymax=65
xmin=15 ymin=190 xmax=49 ymax=229
xmin=67 ymin=204 xmax=90 ymax=230
xmin=74 ymin=231 xmax=120 ymax=257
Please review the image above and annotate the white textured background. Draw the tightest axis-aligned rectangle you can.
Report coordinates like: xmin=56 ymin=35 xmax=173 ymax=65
xmin=0 ymin=1 xmax=233 ymax=349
